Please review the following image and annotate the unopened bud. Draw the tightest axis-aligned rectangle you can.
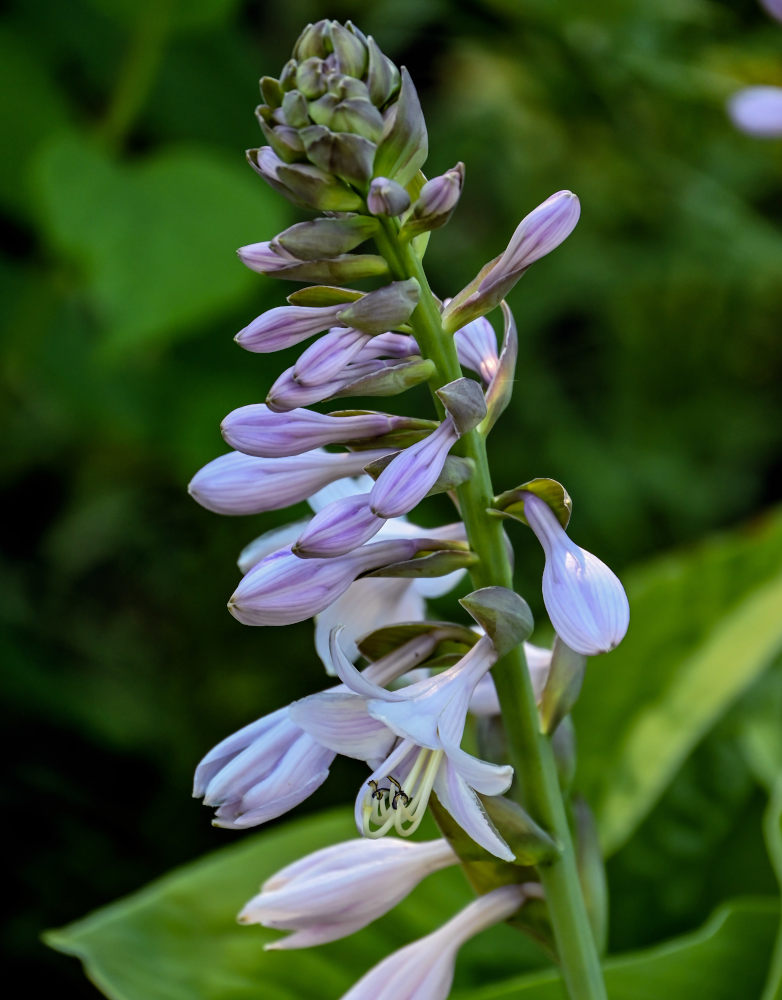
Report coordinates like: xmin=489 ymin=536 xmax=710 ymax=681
xmin=399 ymin=163 xmax=464 ymax=241
xmin=367 ymin=177 xmax=411 ymax=217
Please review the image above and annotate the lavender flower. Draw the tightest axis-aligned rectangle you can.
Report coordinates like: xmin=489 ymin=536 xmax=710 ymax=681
xmin=239 ymin=838 xmax=457 ymax=948
xmin=188 ymin=449 xmax=389 ymax=515
xmin=293 ymin=631 xmax=515 ymax=860
xmin=236 ymin=303 xmax=344 ymax=353
xmin=341 ymin=885 xmax=528 ymax=1000
xmin=522 ymin=492 xmax=629 ymax=656
xmin=454 ymin=316 xmax=499 ymax=384
xmin=195 ymin=634 xmax=438 ymax=828
xmin=441 ymin=191 xmax=580 ymax=333
xmin=229 ymin=535 xmax=460 ymax=626
xmin=293 ymin=494 xmax=383 ymax=557
xmin=193 ymin=708 xmax=335 ymax=829
xmin=221 ymin=405 xmax=411 ymax=458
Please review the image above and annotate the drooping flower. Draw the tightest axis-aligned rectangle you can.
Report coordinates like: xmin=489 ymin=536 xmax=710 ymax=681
xmin=522 ymin=491 xmax=629 ymax=656
xmin=239 ymin=837 xmax=457 ymax=949
xmin=341 ymin=884 xmax=528 ymax=1000
xmin=468 ymin=641 xmax=552 ymax=716
xmin=194 ymin=634 xmax=438 ymax=828
xmin=229 ymin=534 xmax=466 ymax=626
xmin=292 ymin=631 xmax=515 ymax=860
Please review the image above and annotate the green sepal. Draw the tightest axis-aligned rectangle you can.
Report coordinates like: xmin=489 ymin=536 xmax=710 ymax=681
xmin=481 ymin=795 xmax=560 ymax=867
xmin=329 ymin=21 xmax=368 ymax=77
xmin=490 ymin=477 xmax=572 ymax=529
xmin=275 ymin=161 xmax=364 ymax=211
xmin=300 ymin=125 xmax=376 ymax=187
xmin=460 ymin=586 xmax=534 ymax=657
xmin=258 ymin=121 xmax=306 ymax=163
xmin=480 ymin=301 xmax=518 ymax=435
xmin=365 ymin=546 xmax=479 ymax=580
xmin=259 ymin=76 xmax=283 ymax=109
xmin=436 ymin=376 xmax=487 ymax=435
xmin=539 ymin=637 xmax=587 ymax=736
xmin=427 ymin=796 xmax=556 ymax=955
xmin=275 ymin=216 xmax=378 ymax=261
xmin=373 ymin=67 xmax=428 ymax=185
xmin=331 ymin=357 xmax=435 ymax=398
xmin=357 ymin=620 xmax=478 ymax=662
xmin=363 ymin=452 xmax=475 ymax=496
xmin=278 ymin=59 xmax=297 ymax=91
xmin=281 ymin=89 xmax=309 ymax=129
xmin=336 ymin=278 xmax=419 ymax=334
xmin=330 ymin=99 xmax=385 ymax=142
xmin=286 ymin=285 xmax=363 ymax=308
xmin=295 ymin=57 xmax=328 ymax=99
xmin=366 ymin=35 xmax=400 ymax=106
xmin=256 ymin=253 xmax=389 ymax=285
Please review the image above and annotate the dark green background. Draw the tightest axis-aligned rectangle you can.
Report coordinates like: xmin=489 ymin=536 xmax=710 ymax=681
xmin=3 ymin=0 xmax=781 ymax=995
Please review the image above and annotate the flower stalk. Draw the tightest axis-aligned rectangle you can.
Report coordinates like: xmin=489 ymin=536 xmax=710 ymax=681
xmin=372 ymin=214 xmax=608 ymax=1000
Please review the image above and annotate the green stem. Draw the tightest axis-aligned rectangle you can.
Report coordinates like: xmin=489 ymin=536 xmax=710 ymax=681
xmin=374 ymin=219 xmax=607 ymax=1000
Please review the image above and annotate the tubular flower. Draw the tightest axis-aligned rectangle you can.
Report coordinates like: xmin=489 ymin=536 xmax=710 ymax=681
xmin=229 ymin=534 xmax=466 ymax=626
xmin=194 ymin=634 xmax=438 ymax=828
xmin=239 ymin=837 xmax=457 ymax=949
xmin=522 ymin=492 xmax=629 ymax=656
xmin=188 ymin=448 xmax=389 ymax=516
xmin=341 ymin=885 xmax=529 ymax=1000
xmin=292 ymin=630 xmax=515 ymax=861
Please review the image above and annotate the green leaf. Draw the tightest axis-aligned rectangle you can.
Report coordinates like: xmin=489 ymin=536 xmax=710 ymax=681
xmin=457 ymin=899 xmax=779 ymax=1000
xmin=33 ymin=135 xmax=288 ymax=357
xmin=761 ymin=779 xmax=782 ymax=1000
xmin=574 ymin=507 xmax=782 ymax=854
xmin=45 ymin=809 xmax=546 ymax=999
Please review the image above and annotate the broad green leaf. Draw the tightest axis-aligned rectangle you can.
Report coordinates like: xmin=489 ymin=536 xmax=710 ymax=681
xmin=33 ymin=135 xmax=288 ymax=357
xmin=761 ymin=778 xmax=782 ymax=1000
xmin=574 ymin=507 xmax=782 ymax=854
xmin=45 ymin=809 xmax=546 ymax=1000
xmin=457 ymin=898 xmax=779 ymax=1000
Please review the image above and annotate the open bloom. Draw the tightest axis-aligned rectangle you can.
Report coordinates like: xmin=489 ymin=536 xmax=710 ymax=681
xmin=194 ymin=634 xmax=438 ymax=827
xmin=522 ymin=492 xmax=629 ymax=656
xmin=342 ymin=885 xmax=527 ymax=1000
xmin=292 ymin=631 xmax=514 ymax=860
xmin=239 ymin=837 xmax=457 ymax=949
xmin=468 ymin=641 xmax=552 ymax=716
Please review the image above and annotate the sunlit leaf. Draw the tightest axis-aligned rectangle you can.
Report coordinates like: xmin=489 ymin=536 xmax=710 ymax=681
xmin=458 ymin=899 xmax=778 ymax=1000
xmin=574 ymin=507 xmax=782 ymax=854
xmin=45 ymin=809 xmax=547 ymax=1000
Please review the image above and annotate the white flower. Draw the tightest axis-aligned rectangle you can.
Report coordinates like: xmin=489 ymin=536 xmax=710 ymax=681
xmin=341 ymin=884 xmax=528 ymax=1000
xmin=239 ymin=837 xmax=457 ymax=949
xmin=292 ymin=631 xmax=515 ymax=861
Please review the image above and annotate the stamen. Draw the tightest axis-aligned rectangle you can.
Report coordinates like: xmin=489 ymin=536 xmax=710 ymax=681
xmin=362 ymin=749 xmax=444 ymax=839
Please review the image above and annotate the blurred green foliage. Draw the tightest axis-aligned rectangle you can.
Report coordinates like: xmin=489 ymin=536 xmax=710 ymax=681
xmin=2 ymin=0 xmax=781 ymax=996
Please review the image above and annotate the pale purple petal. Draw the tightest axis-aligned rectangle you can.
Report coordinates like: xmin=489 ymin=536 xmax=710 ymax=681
xmin=293 ymin=327 xmax=372 ymax=386
xmin=433 ymin=760 xmax=514 ymax=861
xmin=236 ymin=304 xmax=343 ymax=353
xmin=294 ymin=494 xmax=385 ymax=556
xmin=370 ymin=418 xmax=460 ymax=519
xmin=289 ymin=691 xmax=395 ymax=761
